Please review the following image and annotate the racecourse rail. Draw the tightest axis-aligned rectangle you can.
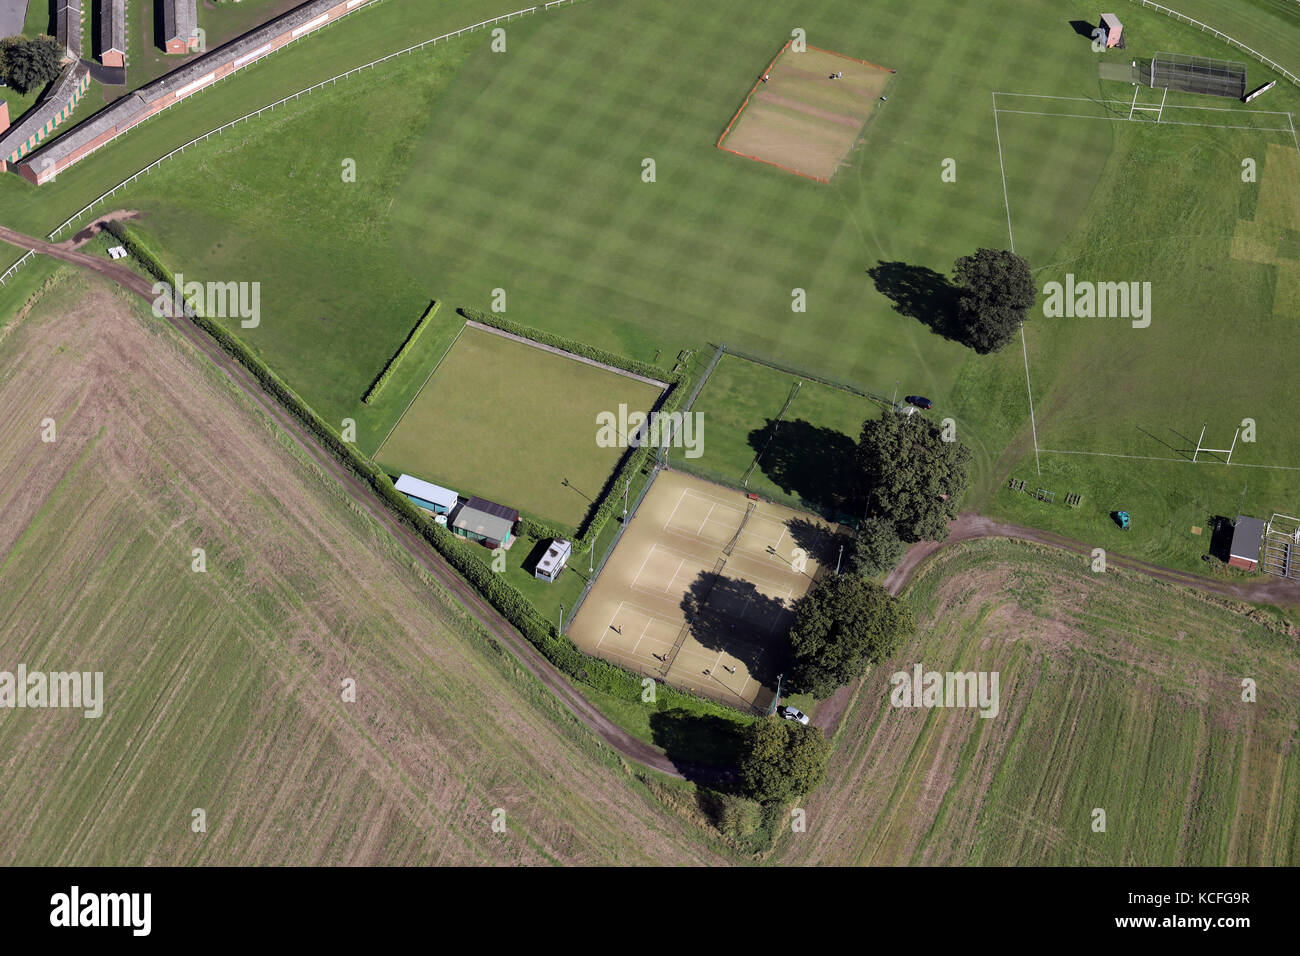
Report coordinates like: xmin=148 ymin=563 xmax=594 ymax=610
xmin=1129 ymin=0 xmax=1300 ymax=88
xmin=0 ymin=249 xmax=37 ymax=286
xmin=47 ymin=0 xmax=588 ymax=240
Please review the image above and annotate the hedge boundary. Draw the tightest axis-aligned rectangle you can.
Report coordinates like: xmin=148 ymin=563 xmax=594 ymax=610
xmin=362 ymin=300 xmax=441 ymax=404
xmin=107 ymin=221 xmax=749 ymax=725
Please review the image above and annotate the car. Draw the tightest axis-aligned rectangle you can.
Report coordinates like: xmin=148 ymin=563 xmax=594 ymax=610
xmin=904 ymin=395 xmax=933 ymax=409
xmin=778 ymin=705 xmax=809 ymax=725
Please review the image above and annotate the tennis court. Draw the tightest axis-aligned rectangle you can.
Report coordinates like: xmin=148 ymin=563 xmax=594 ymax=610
xmin=567 ymin=469 xmax=843 ymax=710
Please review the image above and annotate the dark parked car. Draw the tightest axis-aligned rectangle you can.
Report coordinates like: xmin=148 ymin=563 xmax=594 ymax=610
xmin=904 ymin=395 xmax=933 ymax=409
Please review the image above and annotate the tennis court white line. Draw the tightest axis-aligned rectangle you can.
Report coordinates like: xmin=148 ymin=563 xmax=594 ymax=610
xmin=630 ymin=616 xmax=653 ymax=654
xmin=629 ymin=546 xmax=658 ymax=591
xmin=661 ymin=489 xmax=689 ymax=533
xmin=596 ymin=600 xmax=625 ymax=650
xmin=695 ymin=502 xmax=718 ymax=535
xmin=646 ymin=539 xmax=803 ymax=593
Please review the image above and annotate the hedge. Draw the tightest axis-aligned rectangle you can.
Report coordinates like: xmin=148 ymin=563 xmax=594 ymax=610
xmin=457 ymin=306 xmax=673 ymax=384
xmin=111 ymin=225 xmax=749 ymax=730
xmin=362 ymin=300 xmax=440 ymax=404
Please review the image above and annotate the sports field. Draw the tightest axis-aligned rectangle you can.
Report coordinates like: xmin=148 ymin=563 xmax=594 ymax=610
xmin=719 ymin=44 xmax=892 ymax=181
xmin=568 ymin=469 xmax=842 ymax=710
xmin=776 ymin=540 xmax=1300 ymax=865
xmin=375 ymin=323 xmax=664 ymax=528
xmin=984 ymin=86 xmax=1300 ymax=568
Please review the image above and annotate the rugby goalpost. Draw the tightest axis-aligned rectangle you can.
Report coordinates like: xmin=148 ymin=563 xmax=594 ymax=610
xmin=1192 ymin=422 xmax=1240 ymax=463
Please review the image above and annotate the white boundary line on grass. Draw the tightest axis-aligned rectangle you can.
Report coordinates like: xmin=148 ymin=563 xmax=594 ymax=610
xmin=993 ymin=89 xmax=1300 ymax=473
xmin=993 ymin=92 xmax=1041 ymax=475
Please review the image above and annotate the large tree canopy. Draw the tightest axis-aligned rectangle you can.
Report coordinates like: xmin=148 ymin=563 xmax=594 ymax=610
xmin=849 ymin=515 xmax=905 ymax=578
xmin=1 ymin=35 xmax=64 ymax=95
xmin=858 ymin=409 xmax=971 ymax=543
xmin=952 ymin=247 xmax=1036 ymax=354
xmin=786 ymin=573 xmax=915 ymax=698
xmin=739 ymin=717 xmax=831 ymax=804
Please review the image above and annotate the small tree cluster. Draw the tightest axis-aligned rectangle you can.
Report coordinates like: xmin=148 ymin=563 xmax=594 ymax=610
xmin=1 ymin=36 xmax=64 ymax=95
xmin=951 ymin=247 xmax=1036 ymax=354
xmin=738 ymin=717 xmax=831 ymax=804
xmin=786 ymin=573 xmax=915 ymax=698
xmin=858 ymin=408 xmax=971 ymax=544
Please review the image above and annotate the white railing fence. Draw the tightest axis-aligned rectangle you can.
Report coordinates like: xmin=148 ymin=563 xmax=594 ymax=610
xmin=0 ymin=250 xmax=37 ymax=286
xmin=49 ymin=1 xmax=588 ymax=239
xmin=1131 ymin=0 xmax=1300 ymax=88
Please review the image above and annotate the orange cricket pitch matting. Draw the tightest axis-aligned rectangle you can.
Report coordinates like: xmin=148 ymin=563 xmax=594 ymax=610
xmin=718 ymin=43 xmax=894 ymax=182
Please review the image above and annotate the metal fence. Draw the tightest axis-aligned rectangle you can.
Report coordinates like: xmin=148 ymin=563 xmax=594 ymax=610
xmin=49 ymin=2 xmax=587 ymax=239
xmin=1150 ymin=50 xmax=1248 ymax=97
xmin=0 ymin=250 xmax=37 ymax=286
xmin=1131 ymin=0 xmax=1300 ymax=88
xmin=563 ymin=459 xmax=662 ymax=630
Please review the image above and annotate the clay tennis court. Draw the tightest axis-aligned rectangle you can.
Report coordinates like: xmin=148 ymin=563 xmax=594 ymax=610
xmin=718 ymin=44 xmax=894 ymax=182
xmin=568 ymin=469 xmax=843 ymax=711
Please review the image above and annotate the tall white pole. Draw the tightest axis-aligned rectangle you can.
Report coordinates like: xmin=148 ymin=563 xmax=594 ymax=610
xmin=1227 ymin=426 xmax=1240 ymax=464
xmin=1194 ymin=423 xmax=1207 ymax=462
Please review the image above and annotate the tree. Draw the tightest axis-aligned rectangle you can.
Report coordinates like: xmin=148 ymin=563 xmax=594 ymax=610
xmin=738 ymin=717 xmax=831 ymax=804
xmin=849 ymin=516 xmax=905 ymax=578
xmin=951 ymin=248 xmax=1036 ymax=354
xmin=858 ymin=409 xmax=971 ymax=543
xmin=2 ymin=36 xmax=63 ymax=95
xmin=786 ymin=573 xmax=914 ymax=698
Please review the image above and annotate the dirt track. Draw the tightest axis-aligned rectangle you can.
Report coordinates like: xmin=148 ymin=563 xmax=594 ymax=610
xmin=6 ymin=222 xmax=1298 ymax=768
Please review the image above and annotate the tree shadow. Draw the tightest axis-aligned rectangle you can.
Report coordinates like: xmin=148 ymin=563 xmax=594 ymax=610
xmin=648 ymin=708 xmax=746 ymax=779
xmin=746 ymin=418 xmax=857 ymax=512
xmin=679 ymin=571 xmax=792 ymax=689
xmin=868 ymin=260 xmax=963 ymax=343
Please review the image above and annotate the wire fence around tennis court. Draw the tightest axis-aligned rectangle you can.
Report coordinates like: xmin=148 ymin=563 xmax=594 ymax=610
xmin=0 ymin=250 xmax=37 ymax=287
xmin=1130 ymin=0 xmax=1300 ymax=88
xmin=48 ymin=1 xmax=589 ymax=240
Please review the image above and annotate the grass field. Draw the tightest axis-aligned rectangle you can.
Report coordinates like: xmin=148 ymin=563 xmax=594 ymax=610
xmin=0 ymin=272 xmax=732 ymax=865
xmin=6 ymin=0 xmax=1300 ymax=575
xmin=981 ymin=85 xmax=1300 ymax=570
xmin=775 ymin=539 xmax=1299 ymax=865
xmin=376 ymin=324 xmax=664 ymax=528
xmin=718 ymin=44 xmax=893 ymax=182
xmin=680 ymin=354 xmax=876 ymax=515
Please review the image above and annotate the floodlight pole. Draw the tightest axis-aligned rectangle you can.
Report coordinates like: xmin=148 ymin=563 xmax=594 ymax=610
xmin=558 ymin=602 xmax=564 ymax=637
xmin=623 ymin=478 xmax=629 ymax=518
xmin=836 ymin=544 xmax=844 ymax=575
xmin=892 ymin=380 xmax=899 ymax=410
xmin=770 ymin=673 xmax=784 ymax=715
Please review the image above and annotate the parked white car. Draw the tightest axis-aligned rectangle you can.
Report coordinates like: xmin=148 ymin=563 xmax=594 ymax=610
xmin=778 ymin=705 xmax=809 ymax=725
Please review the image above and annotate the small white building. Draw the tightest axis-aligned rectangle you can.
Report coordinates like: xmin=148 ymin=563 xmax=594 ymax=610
xmin=535 ymin=539 xmax=572 ymax=582
xmin=395 ymin=473 xmax=459 ymax=516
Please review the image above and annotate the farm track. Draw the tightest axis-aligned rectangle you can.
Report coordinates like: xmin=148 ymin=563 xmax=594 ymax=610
xmin=4 ymin=223 xmax=1297 ymax=769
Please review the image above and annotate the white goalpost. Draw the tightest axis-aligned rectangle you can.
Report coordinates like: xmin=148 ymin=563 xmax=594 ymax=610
xmin=1192 ymin=422 xmax=1240 ymax=463
xmin=1128 ymin=86 xmax=1167 ymax=122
